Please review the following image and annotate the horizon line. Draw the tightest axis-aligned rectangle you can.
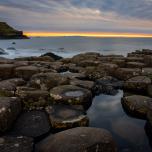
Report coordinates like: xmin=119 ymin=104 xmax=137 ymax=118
xmin=24 ymin=32 xmax=152 ymax=38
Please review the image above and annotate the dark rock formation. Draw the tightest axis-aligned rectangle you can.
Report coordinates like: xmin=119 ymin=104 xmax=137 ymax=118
xmin=0 ymin=22 xmax=28 ymax=39
xmin=35 ymin=127 xmax=117 ymax=152
xmin=46 ymin=105 xmax=89 ymax=130
xmin=0 ymin=97 xmax=21 ymax=132
xmin=0 ymin=136 xmax=33 ymax=152
xmin=10 ymin=110 xmax=51 ymax=139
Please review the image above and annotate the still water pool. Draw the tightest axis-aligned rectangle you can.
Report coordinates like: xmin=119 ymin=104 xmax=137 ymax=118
xmin=87 ymin=90 xmax=152 ymax=152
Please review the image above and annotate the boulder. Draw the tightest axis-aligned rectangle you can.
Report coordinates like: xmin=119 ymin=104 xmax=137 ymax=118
xmin=0 ymin=136 xmax=33 ymax=152
xmin=16 ymin=87 xmax=50 ymax=110
xmin=49 ymin=62 xmax=68 ymax=72
xmin=121 ymin=95 xmax=152 ymax=118
xmin=35 ymin=127 xmax=117 ymax=152
xmin=77 ymin=60 xmax=101 ymax=67
xmin=46 ymin=105 xmax=89 ymax=130
xmin=10 ymin=110 xmax=51 ymax=139
xmin=115 ymin=68 xmax=141 ymax=80
xmin=124 ymin=76 xmax=151 ymax=92
xmin=0 ymin=97 xmax=21 ymax=132
xmin=0 ymin=64 xmax=15 ymax=79
xmin=15 ymin=66 xmax=40 ymax=80
xmin=144 ymin=55 xmax=152 ymax=66
xmin=62 ymin=72 xmax=86 ymax=80
xmin=142 ymin=68 xmax=152 ymax=77
xmin=15 ymin=56 xmax=54 ymax=62
xmin=71 ymin=52 xmax=101 ymax=65
xmin=0 ymin=80 xmax=16 ymax=97
xmin=147 ymin=85 xmax=152 ymax=97
xmin=125 ymin=57 xmax=144 ymax=63
xmin=70 ymin=79 xmax=95 ymax=91
xmin=50 ymin=85 xmax=92 ymax=107
xmin=29 ymin=72 xmax=69 ymax=91
xmin=126 ymin=62 xmax=145 ymax=68
xmin=95 ymin=76 xmax=123 ymax=95
xmin=41 ymin=52 xmax=63 ymax=60
xmin=3 ymin=78 xmax=26 ymax=86
xmin=111 ymin=59 xmax=126 ymax=68
xmin=82 ymin=66 xmax=107 ymax=81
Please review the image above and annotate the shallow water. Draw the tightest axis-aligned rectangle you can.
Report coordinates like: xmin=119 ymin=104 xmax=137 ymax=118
xmin=0 ymin=37 xmax=152 ymax=58
xmin=65 ymin=91 xmax=84 ymax=97
xmin=87 ymin=90 xmax=152 ymax=152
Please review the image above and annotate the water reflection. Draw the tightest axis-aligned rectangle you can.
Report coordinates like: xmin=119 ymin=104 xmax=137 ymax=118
xmin=87 ymin=90 xmax=152 ymax=152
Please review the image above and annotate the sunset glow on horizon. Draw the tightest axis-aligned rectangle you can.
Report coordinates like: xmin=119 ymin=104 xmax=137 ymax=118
xmin=24 ymin=32 xmax=152 ymax=38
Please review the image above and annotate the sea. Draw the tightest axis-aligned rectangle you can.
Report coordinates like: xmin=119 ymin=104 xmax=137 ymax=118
xmin=1 ymin=37 xmax=152 ymax=152
xmin=0 ymin=37 xmax=152 ymax=58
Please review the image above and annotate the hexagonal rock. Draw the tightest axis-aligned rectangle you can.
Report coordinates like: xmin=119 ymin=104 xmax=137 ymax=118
xmin=71 ymin=52 xmax=101 ymax=65
xmin=70 ymin=79 xmax=95 ymax=91
xmin=144 ymin=55 xmax=152 ymax=66
xmin=82 ymin=66 xmax=107 ymax=81
xmin=62 ymin=72 xmax=86 ymax=80
xmin=125 ymin=57 xmax=144 ymax=63
xmin=15 ymin=66 xmax=40 ymax=80
xmin=16 ymin=87 xmax=50 ymax=110
xmin=95 ymin=76 xmax=123 ymax=95
xmin=0 ymin=80 xmax=16 ymax=97
xmin=101 ymin=63 xmax=118 ymax=74
xmin=124 ymin=76 xmax=151 ymax=92
xmin=121 ymin=95 xmax=152 ymax=118
xmin=115 ymin=68 xmax=141 ymax=80
xmin=0 ymin=64 xmax=15 ymax=79
xmin=0 ymin=97 xmax=21 ymax=132
xmin=111 ymin=59 xmax=126 ymax=68
xmin=29 ymin=72 xmax=69 ymax=91
xmin=0 ymin=136 xmax=33 ymax=152
xmin=147 ymin=85 xmax=152 ymax=97
xmin=35 ymin=127 xmax=117 ymax=152
xmin=142 ymin=68 xmax=152 ymax=77
xmin=3 ymin=78 xmax=26 ymax=86
xmin=77 ymin=60 xmax=101 ymax=67
xmin=50 ymin=85 xmax=92 ymax=106
xmin=10 ymin=111 xmax=51 ymax=139
xmin=45 ymin=105 xmax=89 ymax=130
xmin=126 ymin=62 xmax=146 ymax=68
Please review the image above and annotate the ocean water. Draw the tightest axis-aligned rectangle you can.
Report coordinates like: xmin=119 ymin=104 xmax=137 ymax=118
xmin=0 ymin=37 xmax=152 ymax=151
xmin=0 ymin=37 xmax=152 ymax=58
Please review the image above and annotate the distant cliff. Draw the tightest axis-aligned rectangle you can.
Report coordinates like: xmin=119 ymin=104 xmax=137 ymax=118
xmin=0 ymin=22 xmax=28 ymax=39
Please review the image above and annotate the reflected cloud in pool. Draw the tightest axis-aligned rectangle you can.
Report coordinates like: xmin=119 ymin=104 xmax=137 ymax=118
xmin=87 ymin=90 xmax=152 ymax=152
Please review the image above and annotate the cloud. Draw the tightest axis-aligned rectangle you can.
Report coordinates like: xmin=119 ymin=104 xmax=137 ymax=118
xmin=0 ymin=0 xmax=152 ymax=33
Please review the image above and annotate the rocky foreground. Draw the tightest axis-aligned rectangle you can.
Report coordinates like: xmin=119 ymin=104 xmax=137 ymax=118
xmin=0 ymin=50 xmax=152 ymax=151
xmin=0 ymin=22 xmax=28 ymax=39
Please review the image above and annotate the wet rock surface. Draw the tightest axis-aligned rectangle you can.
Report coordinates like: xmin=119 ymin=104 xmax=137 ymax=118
xmin=50 ymin=85 xmax=92 ymax=106
xmin=10 ymin=110 xmax=51 ymax=139
xmin=16 ymin=87 xmax=50 ymax=110
xmin=35 ymin=127 xmax=117 ymax=152
xmin=95 ymin=76 xmax=123 ymax=95
xmin=0 ymin=97 xmax=21 ymax=132
xmin=29 ymin=72 xmax=69 ymax=91
xmin=124 ymin=76 xmax=151 ymax=92
xmin=122 ymin=95 xmax=152 ymax=118
xmin=0 ymin=136 xmax=33 ymax=152
xmin=46 ymin=105 xmax=89 ymax=130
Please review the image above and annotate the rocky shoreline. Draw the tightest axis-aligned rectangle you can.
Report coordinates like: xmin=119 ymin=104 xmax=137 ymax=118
xmin=0 ymin=49 xmax=152 ymax=151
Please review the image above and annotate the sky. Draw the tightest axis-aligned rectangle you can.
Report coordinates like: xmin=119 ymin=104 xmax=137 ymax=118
xmin=0 ymin=0 xmax=152 ymax=36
